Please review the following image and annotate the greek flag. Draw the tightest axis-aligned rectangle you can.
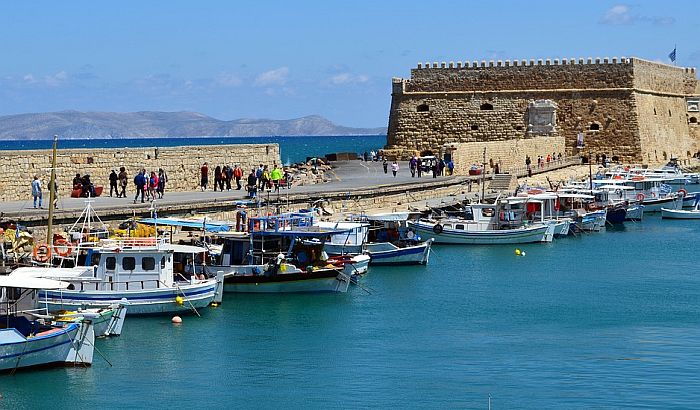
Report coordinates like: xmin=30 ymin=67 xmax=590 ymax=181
xmin=669 ymin=47 xmax=676 ymax=63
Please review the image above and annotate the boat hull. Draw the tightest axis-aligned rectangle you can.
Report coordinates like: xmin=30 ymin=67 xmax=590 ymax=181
xmin=0 ymin=322 xmax=94 ymax=372
xmin=209 ymin=265 xmax=350 ymax=293
xmin=39 ymin=281 xmax=217 ymax=315
xmin=661 ymin=208 xmax=700 ymax=219
xmin=408 ymin=221 xmax=553 ymax=245
xmin=366 ymin=241 xmax=432 ymax=265
xmin=642 ymin=196 xmax=682 ymax=213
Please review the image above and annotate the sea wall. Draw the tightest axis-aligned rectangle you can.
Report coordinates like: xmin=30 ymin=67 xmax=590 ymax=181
xmin=448 ymin=136 xmax=566 ymax=175
xmin=0 ymin=144 xmax=281 ymax=202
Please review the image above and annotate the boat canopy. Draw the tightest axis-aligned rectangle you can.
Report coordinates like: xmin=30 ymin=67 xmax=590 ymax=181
xmin=138 ymin=217 xmax=231 ymax=232
xmin=596 ymin=185 xmax=635 ymax=190
xmin=0 ymin=275 xmax=70 ymax=290
xmin=165 ymin=244 xmax=210 ymax=254
xmin=366 ymin=212 xmax=418 ymax=221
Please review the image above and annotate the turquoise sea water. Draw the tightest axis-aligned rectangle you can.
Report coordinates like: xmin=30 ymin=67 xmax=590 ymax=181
xmin=2 ymin=215 xmax=699 ymax=408
xmin=0 ymin=135 xmax=388 ymax=164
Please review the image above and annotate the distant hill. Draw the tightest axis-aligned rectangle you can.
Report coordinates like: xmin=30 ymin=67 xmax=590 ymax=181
xmin=0 ymin=111 xmax=386 ymax=140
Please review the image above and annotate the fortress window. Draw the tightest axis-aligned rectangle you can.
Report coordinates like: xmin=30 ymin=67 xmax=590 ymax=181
xmin=480 ymin=103 xmax=494 ymax=111
xmin=471 ymin=125 xmax=479 ymax=131
xmin=417 ymin=104 xmax=429 ymax=112
xmin=589 ymin=123 xmax=600 ymax=131
xmin=690 ymin=117 xmax=698 ymax=124
xmin=515 ymin=125 xmax=523 ymax=131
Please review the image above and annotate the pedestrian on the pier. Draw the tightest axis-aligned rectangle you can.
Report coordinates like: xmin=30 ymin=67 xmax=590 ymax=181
xmin=382 ymin=158 xmax=388 ymax=174
xmin=438 ymin=159 xmax=445 ymax=176
xmin=546 ymin=154 xmax=551 ymax=164
xmin=109 ymin=170 xmax=118 ymax=197
xmin=270 ymin=164 xmax=282 ymax=192
xmin=72 ymin=173 xmax=82 ymax=189
xmin=256 ymin=164 xmax=264 ymax=189
xmin=200 ymin=162 xmax=209 ymax=191
xmin=494 ymin=163 xmax=500 ymax=175
xmin=31 ymin=175 xmax=43 ymax=209
xmin=247 ymin=169 xmax=257 ymax=198
xmin=409 ymin=156 xmax=417 ymax=177
xmin=81 ymin=174 xmax=96 ymax=197
xmin=148 ymin=171 xmax=159 ymax=201
xmin=225 ymin=165 xmax=233 ymax=191
xmin=283 ymin=168 xmax=292 ymax=189
xmin=363 ymin=151 xmax=369 ymax=162
xmin=233 ymin=165 xmax=243 ymax=190
xmin=133 ymin=169 xmax=146 ymax=203
xmin=157 ymin=168 xmax=167 ymax=198
xmin=261 ymin=166 xmax=271 ymax=192
xmin=416 ymin=156 xmax=422 ymax=178
xmin=214 ymin=165 xmax=222 ymax=192
xmin=432 ymin=163 xmax=438 ymax=178
xmin=447 ymin=160 xmax=454 ymax=176
xmin=118 ymin=167 xmax=128 ymax=198
xmin=391 ymin=161 xmax=399 ymax=177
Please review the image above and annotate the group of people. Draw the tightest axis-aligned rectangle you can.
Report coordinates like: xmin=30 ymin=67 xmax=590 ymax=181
xmin=525 ymin=152 xmax=564 ymax=177
xmin=131 ymin=168 xmax=168 ymax=204
xmin=199 ymin=163 xmax=244 ymax=192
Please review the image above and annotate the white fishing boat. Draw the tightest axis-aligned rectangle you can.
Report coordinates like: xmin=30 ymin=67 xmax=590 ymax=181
xmin=205 ymin=214 xmax=354 ymax=293
xmin=320 ymin=214 xmax=433 ymax=265
xmin=1 ymin=276 xmax=95 ymax=372
xmin=408 ymin=204 xmax=555 ymax=245
xmin=661 ymin=203 xmax=700 ymax=219
xmin=11 ymin=238 xmax=222 ymax=315
xmin=51 ymin=303 xmax=128 ymax=338
xmin=592 ymin=178 xmax=682 ymax=213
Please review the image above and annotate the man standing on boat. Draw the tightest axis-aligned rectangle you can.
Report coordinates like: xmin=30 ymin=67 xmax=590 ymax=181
xmin=31 ymin=175 xmax=43 ymax=209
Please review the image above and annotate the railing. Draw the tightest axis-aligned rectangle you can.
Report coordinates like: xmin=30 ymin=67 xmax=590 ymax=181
xmin=501 ymin=156 xmax=583 ymax=179
xmin=74 ymin=279 xmax=163 ymax=292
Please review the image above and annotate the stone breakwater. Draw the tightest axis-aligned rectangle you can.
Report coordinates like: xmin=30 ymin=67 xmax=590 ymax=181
xmin=0 ymin=143 xmax=281 ymax=202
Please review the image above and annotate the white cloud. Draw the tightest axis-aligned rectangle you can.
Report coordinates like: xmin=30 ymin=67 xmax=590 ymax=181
xmin=328 ymin=72 xmax=369 ymax=85
xmin=44 ymin=71 xmax=68 ymax=87
xmin=601 ymin=5 xmax=633 ymax=25
xmin=215 ymin=72 xmax=242 ymax=87
xmin=23 ymin=74 xmax=36 ymax=83
xmin=254 ymin=67 xmax=289 ymax=86
xmin=600 ymin=4 xmax=675 ymax=26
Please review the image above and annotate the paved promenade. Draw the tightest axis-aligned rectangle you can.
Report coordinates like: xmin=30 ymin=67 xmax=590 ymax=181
xmin=0 ymin=160 xmax=465 ymax=218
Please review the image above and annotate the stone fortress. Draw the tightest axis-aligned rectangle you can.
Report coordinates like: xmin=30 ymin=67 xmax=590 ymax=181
xmin=384 ymin=56 xmax=700 ymax=174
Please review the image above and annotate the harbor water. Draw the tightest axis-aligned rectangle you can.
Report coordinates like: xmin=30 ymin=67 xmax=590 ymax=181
xmin=2 ymin=215 xmax=698 ymax=408
xmin=0 ymin=135 xmax=387 ymax=165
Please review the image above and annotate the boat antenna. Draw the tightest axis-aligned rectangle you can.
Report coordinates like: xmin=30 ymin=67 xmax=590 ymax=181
xmin=46 ymin=134 xmax=58 ymax=256
xmin=481 ymin=147 xmax=486 ymax=204
xmin=588 ymin=148 xmax=593 ymax=190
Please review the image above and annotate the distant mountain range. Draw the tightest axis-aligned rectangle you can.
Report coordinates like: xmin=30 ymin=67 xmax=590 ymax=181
xmin=0 ymin=111 xmax=387 ymax=140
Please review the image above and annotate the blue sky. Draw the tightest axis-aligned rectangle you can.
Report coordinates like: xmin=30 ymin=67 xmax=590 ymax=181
xmin=0 ymin=1 xmax=697 ymax=127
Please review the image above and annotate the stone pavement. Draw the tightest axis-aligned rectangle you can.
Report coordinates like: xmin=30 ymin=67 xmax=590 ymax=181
xmin=0 ymin=160 xmax=458 ymax=217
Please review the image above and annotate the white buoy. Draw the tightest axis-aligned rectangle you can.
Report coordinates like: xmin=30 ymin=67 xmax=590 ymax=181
xmin=171 ymin=316 xmax=182 ymax=324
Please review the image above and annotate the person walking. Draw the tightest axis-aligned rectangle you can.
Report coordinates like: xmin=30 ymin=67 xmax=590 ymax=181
xmin=382 ymin=158 xmax=388 ymax=174
xmin=409 ymin=155 xmax=417 ymax=178
xmin=260 ymin=166 xmax=271 ymax=192
xmin=214 ymin=165 xmax=222 ymax=192
xmin=118 ymin=167 xmax=128 ymax=198
xmin=148 ymin=171 xmax=159 ymax=201
xmin=256 ymin=164 xmax=264 ymax=189
xmin=270 ymin=164 xmax=283 ymax=193
xmin=391 ymin=161 xmax=399 ymax=177
xmin=525 ymin=156 xmax=532 ymax=177
xmin=416 ymin=156 xmax=422 ymax=178
xmin=157 ymin=168 xmax=167 ymax=198
xmin=109 ymin=170 xmax=118 ymax=197
xmin=200 ymin=162 xmax=209 ymax=191
xmin=246 ymin=169 xmax=257 ymax=198
xmin=233 ymin=165 xmax=243 ymax=190
xmin=133 ymin=169 xmax=146 ymax=203
xmin=225 ymin=165 xmax=233 ymax=191
xmin=31 ymin=175 xmax=43 ymax=209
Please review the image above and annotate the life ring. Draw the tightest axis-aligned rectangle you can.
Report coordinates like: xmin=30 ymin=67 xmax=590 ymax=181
xmin=406 ymin=229 xmax=415 ymax=240
xmin=33 ymin=243 xmax=51 ymax=263
xmin=678 ymin=188 xmax=688 ymax=197
xmin=53 ymin=238 xmax=74 ymax=258
xmin=651 ymin=191 xmax=656 ymax=198
xmin=432 ymin=224 xmax=443 ymax=234
xmin=636 ymin=193 xmax=645 ymax=201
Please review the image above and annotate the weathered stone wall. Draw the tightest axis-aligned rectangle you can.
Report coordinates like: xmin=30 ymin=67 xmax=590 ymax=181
xmin=0 ymin=144 xmax=280 ymax=202
xmin=386 ymin=56 xmax=698 ymax=165
xmin=449 ymin=136 xmax=566 ymax=175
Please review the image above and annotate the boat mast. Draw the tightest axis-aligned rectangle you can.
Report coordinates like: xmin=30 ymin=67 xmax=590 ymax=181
xmin=481 ymin=147 xmax=486 ymax=204
xmin=46 ymin=134 xmax=58 ymax=253
xmin=588 ymin=149 xmax=593 ymax=191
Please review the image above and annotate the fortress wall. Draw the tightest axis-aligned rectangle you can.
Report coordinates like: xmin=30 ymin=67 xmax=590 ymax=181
xmin=634 ymin=93 xmax=698 ymax=162
xmin=407 ymin=58 xmax=634 ymax=92
xmin=0 ymin=143 xmax=281 ymax=202
xmin=450 ymin=136 xmax=566 ymax=176
xmin=631 ymin=58 xmax=698 ymax=95
xmin=385 ymin=90 xmax=640 ymax=162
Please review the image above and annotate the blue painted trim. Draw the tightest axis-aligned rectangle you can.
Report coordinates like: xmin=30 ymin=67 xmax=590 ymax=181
xmin=369 ymin=246 xmax=426 ymax=259
xmin=41 ymin=285 xmax=216 ymax=302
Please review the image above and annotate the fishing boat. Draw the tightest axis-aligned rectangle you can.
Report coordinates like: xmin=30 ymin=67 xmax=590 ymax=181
xmin=319 ymin=213 xmax=433 ymax=265
xmin=408 ymin=204 xmax=555 ymax=245
xmin=11 ymin=238 xmax=222 ymax=315
xmin=205 ymin=213 xmax=354 ymax=293
xmin=1 ymin=276 xmax=95 ymax=372
xmin=661 ymin=202 xmax=700 ymax=219
xmin=51 ymin=304 xmax=128 ymax=338
xmin=503 ymin=194 xmax=572 ymax=237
